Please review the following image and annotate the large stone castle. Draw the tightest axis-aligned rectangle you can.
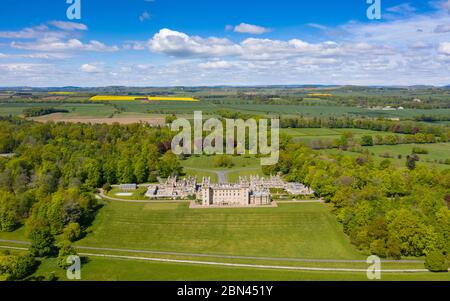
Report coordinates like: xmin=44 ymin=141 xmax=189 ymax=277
xmin=200 ymin=177 xmax=271 ymax=206
xmin=144 ymin=174 xmax=314 ymax=207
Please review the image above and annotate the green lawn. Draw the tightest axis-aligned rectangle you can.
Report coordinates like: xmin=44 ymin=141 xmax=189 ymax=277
xmin=106 ymin=187 xmax=148 ymax=200
xmin=76 ymin=202 xmax=361 ymax=260
xmin=181 ymin=155 xmax=261 ymax=170
xmin=181 ymin=155 xmax=264 ymax=183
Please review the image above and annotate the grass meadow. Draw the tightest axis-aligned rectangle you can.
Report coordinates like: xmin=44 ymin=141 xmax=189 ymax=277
xmin=76 ymin=202 xmax=361 ymax=260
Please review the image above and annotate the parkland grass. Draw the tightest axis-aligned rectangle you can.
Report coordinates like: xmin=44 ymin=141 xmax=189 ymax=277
xmin=76 ymin=202 xmax=361 ymax=260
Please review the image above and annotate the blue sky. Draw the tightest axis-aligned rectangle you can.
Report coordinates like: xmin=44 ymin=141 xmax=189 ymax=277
xmin=0 ymin=0 xmax=449 ymax=86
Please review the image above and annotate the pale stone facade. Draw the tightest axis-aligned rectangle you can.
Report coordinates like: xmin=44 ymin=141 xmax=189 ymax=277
xmin=145 ymin=176 xmax=197 ymax=199
xmin=200 ymin=176 xmax=271 ymax=207
xmin=143 ymin=173 xmax=313 ymax=206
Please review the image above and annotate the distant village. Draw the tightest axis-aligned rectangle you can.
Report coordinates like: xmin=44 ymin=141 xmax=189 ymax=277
xmin=118 ymin=174 xmax=314 ymax=207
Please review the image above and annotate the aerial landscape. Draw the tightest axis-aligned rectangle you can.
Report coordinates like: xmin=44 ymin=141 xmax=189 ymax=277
xmin=0 ymin=0 xmax=449 ymax=291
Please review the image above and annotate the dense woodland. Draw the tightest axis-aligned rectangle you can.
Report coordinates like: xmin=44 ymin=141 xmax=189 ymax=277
xmin=0 ymin=118 xmax=182 ymax=279
xmin=279 ymin=116 xmax=450 ymax=138
xmin=264 ymin=142 xmax=450 ymax=267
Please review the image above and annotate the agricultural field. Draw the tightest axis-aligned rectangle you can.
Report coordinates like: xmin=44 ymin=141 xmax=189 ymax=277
xmin=90 ymin=95 xmax=198 ymax=102
xmin=31 ymin=112 xmax=166 ymax=126
xmin=2 ymin=98 xmax=450 ymax=121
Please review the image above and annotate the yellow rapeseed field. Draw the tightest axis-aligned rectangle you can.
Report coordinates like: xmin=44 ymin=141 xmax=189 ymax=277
xmin=90 ymin=95 xmax=198 ymax=102
xmin=148 ymin=97 xmax=198 ymax=102
xmin=306 ymin=93 xmax=333 ymax=97
xmin=48 ymin=92 xmax=76 ymax=95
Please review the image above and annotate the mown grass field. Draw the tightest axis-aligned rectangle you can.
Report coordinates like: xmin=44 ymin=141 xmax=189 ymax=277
xmin=75 ymin=202 xmax=361 ymax=260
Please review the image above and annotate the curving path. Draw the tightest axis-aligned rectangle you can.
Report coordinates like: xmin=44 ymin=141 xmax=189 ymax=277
xmin=0 ymin=243 xmax=437 ymax=273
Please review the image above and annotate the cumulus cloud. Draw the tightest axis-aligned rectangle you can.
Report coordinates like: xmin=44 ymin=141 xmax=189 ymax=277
xmin=146 ymin=29 xmax=342 ymax=61
xmin=79 ymin=63 xmax=102 ymax=73
xmin=231 ymin=23 xmax=271 ymax=34
xmin=2 ymin=3 xmax=450 ymax=86
xmin=148 ymin=28 xmax=242 ymax=57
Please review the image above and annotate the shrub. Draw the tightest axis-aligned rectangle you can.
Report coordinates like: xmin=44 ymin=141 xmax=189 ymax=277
xmin=412 ymin=147 xmax=429 ymax=154
xmin=29 ymin=227 xmax=56 ymax=257
xmin=424 ymin=250 xmax=449 ymax=272
xmin=0 ymin=254 xmax=36 ymax=280
xmin=214 ymin=155 xmax=234 ymax=168
xmin=62 ymin=222 xmax=82 ymax=242
xmin=57 ymin=242 xmax=77 ymax=269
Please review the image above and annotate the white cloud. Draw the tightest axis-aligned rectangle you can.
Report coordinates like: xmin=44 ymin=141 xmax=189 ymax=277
xmin=0 ymin=25 xmax=55 ymax=39
xmin=233 ymin=23 xmax=271 ymax=34
xmin=11 ymin=38 xmax=119 ymax=52
xmin=49 ymin=21 xmax=88 ymax=31
xmin=199 ymin=60 xmax=236 ymax=69
xmin=148 ymin=28 xmax=242 ymax=57
xmin=2 ymin=4 xmax=450 ymax=86
xmin=438 ymin=42 xmax=450 ymax=55
xmin=79 ymin=64 xmax=102 ymax=73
